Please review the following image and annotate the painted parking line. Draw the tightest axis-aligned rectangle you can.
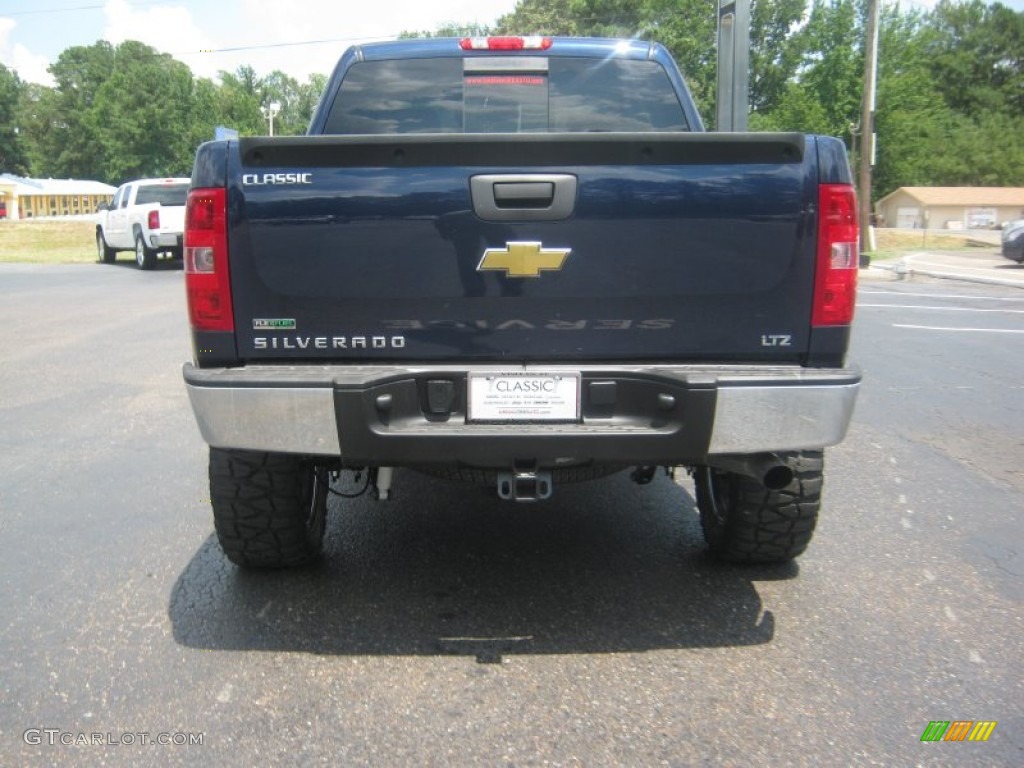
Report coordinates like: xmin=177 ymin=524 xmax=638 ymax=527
xmin=892 ymin=324 xmax=1024 ymax=334
xmin=860 ymin=290 xmax=1024 ymax=302
xmin=859 ymin=304 xmax=1024 ymax=314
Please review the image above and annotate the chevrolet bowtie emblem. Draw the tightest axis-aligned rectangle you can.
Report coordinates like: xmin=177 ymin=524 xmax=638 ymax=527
xmin=477 ymin=242 xmax=571 ymax=278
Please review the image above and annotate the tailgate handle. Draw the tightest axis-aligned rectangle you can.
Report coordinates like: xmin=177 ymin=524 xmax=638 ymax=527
xmin=493 ymin=182 xmax=555 ymax=208
xmin=471 ymin=174 xmax=577 ymax=221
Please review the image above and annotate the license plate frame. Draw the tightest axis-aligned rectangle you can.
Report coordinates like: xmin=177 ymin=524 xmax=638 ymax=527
xmin=467 ymin=371 xmax=581 ymax=423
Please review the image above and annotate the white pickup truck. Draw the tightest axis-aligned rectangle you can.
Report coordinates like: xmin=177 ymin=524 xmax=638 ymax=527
xmin=96 ymin=178 xmax=190 ymax=269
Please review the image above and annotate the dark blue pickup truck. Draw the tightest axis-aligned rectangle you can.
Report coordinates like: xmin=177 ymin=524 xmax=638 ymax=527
xmin=182 ymin=36 xmax=860 ymax=569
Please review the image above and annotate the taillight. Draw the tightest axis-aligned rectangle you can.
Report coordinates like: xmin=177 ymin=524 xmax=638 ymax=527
xmin=148 ymin=209 xmax=160 ymax=230
xmin=813 ymin=184 xmax=859 ymax=327
xmin=459 ymin=36 xmax=553 ymax=51
xmin=184 ymin=187 xmax=233 ymax=332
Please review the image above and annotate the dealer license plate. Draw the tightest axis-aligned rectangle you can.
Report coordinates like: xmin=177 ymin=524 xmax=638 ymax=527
xmin=467 ymin=372 xmax=581 ymax=422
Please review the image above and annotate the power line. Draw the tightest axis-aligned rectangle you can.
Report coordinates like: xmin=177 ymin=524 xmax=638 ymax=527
xmin=1 ymin=1 xmax=167 ymax=16
xmin=172 ymin=35 xmax=383 ymax=58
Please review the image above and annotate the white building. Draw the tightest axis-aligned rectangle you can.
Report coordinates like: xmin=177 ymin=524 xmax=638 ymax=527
xmin=0 ymin=174 xmax=117 ymax=220
xmin=875 ymin=187 xmax=1024 ymax=230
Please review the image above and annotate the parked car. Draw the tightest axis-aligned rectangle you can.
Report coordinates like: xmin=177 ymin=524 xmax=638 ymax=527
xmin=96 ymin=178 xmax=190 ymax=269
xmin=182 ymin=36 xmax=861 ymax=569
xmin=1002 ymin=219 xmax=1024 ymax=263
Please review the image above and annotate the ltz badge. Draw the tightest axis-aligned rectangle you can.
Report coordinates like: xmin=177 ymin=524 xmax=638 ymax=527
xmin=477 ymin=242 xmax=571 ymax=278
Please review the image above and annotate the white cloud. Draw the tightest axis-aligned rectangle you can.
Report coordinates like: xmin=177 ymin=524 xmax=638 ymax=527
xmin=102 ymin=0 xmax=222 ymax=76
xmin=0 ymin=18 xmax=13 ymax=53
xmin=1 ymin=18 xmax=55 ymax=86
xmin=217 ymin=0 xmax=519 ymax=83
xmin=5 ymin=0 xmax=521 ymax=88
xmin=103 ymin=0 xmax=209 ymax=46
xmin=11 ymin=43 xmax=54 ymax=87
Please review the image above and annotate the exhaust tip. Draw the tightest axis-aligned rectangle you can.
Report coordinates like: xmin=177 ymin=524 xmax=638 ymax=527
xmin=763 ymin=465 xmax=795 ymax=491
xmin=708 ymin=453 xmax=797 ymax=491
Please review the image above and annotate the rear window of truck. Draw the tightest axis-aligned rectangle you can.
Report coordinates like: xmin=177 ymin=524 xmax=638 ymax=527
xmin=325 ymin=56 xmax=689 ymax=134
xmin=135 ymin=184 xmax=189 ymax=206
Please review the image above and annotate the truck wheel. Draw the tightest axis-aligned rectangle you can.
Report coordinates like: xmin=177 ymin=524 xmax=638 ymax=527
xmin=134 ymin=232 xmax=157 ymax=270
xmin=209 ymin=448 xmax=329 ymax=568
xmin=96 ymin=230 xmax=116 ymax=263
xmin=694 ymin=451 xmax=823 ymax=564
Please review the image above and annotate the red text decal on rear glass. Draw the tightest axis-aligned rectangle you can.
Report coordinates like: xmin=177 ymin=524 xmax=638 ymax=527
xmin=464 ymin=76 xmax=545 ymax=86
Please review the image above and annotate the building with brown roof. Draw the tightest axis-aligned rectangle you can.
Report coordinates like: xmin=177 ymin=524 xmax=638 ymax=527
xmin=875 ymin=187 xmax=1024 ymax=230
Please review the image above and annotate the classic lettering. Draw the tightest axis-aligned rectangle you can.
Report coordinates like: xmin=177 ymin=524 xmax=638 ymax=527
xmin=241 ymin=173 xmax=314 ymax=186
xmin=492 ymin=379 xmax=558 ymax=393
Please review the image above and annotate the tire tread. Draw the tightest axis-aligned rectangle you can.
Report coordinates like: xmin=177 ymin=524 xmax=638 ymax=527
xmin=209 ymin=448 xmax=326 ymax=568
xmin=696 ymin=451 xmax=823 ymax=564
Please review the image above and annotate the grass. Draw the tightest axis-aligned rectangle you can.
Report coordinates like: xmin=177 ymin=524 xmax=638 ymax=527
xmin=0 ymin=216 xmax=996 ymax=265
xmin=0 ymin=219 xmax=99 ymax=264
xmin=870 ymin=229 xmax=988 ymax=262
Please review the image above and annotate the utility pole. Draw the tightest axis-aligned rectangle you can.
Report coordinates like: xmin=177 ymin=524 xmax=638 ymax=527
xmin=716 ymin=0 xmax=750 ymax=132
xmin=858 ymin=0 xmax=880 ymax=257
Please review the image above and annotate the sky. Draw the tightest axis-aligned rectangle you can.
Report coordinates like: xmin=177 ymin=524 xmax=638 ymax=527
xmin=2 ymin=0 xmax=1022 ymax=87
xmin=0 ymin=0 xmax=521 ymax=86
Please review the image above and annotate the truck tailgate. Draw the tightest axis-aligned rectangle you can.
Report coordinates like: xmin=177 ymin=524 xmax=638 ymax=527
xmin=229 ymin=133 xmax=816 ymax=363
xmin=159 ymin=205 xmax=186 ymax=234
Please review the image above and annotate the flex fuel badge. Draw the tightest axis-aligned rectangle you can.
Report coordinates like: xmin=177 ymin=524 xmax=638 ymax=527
xmin=253 ymin=319 xmax=296 ymax=330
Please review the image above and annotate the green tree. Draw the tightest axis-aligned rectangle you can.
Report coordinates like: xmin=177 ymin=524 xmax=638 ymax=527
xmin=0 ymin=65 xmax=28 ymax=174
xmin=214 ymin=66 xmax=264 ymax=135
xmin=927 ymin=0 xmax=1024 ymax=118
xmin=755 ymin=0 xmax=862 ymax=137
xmin=17 ymin=83 xmax=61 ymax=177
xmin=88 ymin=41 xmax=197 ymax=181
xmin=399 ymin=22 xmax=492 ymax=38
xmin=749 ymin=0 xmax=807 ymax=115
xmin=259 ymin=70 xmax=306 ymax=135
xmin=495 ymin=0 xmax=582 ymax=35
xmin=14 ymin=2 xmax=1019 ymax=194
xmin=871 ymin=1 xmax=1024 ymax=196
xmin=871 ymin=7 xmax=951 ymax=196
xmin=562 ymin=0 xmax=719 ymax=119
xmin=43 ymin=41 xmax=116 ymax=180
xmin=497 ymin=0 xmax=810 ymax=127
xmin=295 ymin=73 xmax=328 ymax=133
xmin=185 ymin=76 xmax=221 ymax=149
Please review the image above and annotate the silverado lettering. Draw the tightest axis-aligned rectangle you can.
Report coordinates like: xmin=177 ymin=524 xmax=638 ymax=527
xmin=253 ymin=336 xmax=406 ymax=350
xmin=183 ymin=36 xmax=861 ymax=571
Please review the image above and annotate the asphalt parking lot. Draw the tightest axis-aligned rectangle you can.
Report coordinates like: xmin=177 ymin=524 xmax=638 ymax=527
xmin=1 ymin=261 xmax=1021 ymax=766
